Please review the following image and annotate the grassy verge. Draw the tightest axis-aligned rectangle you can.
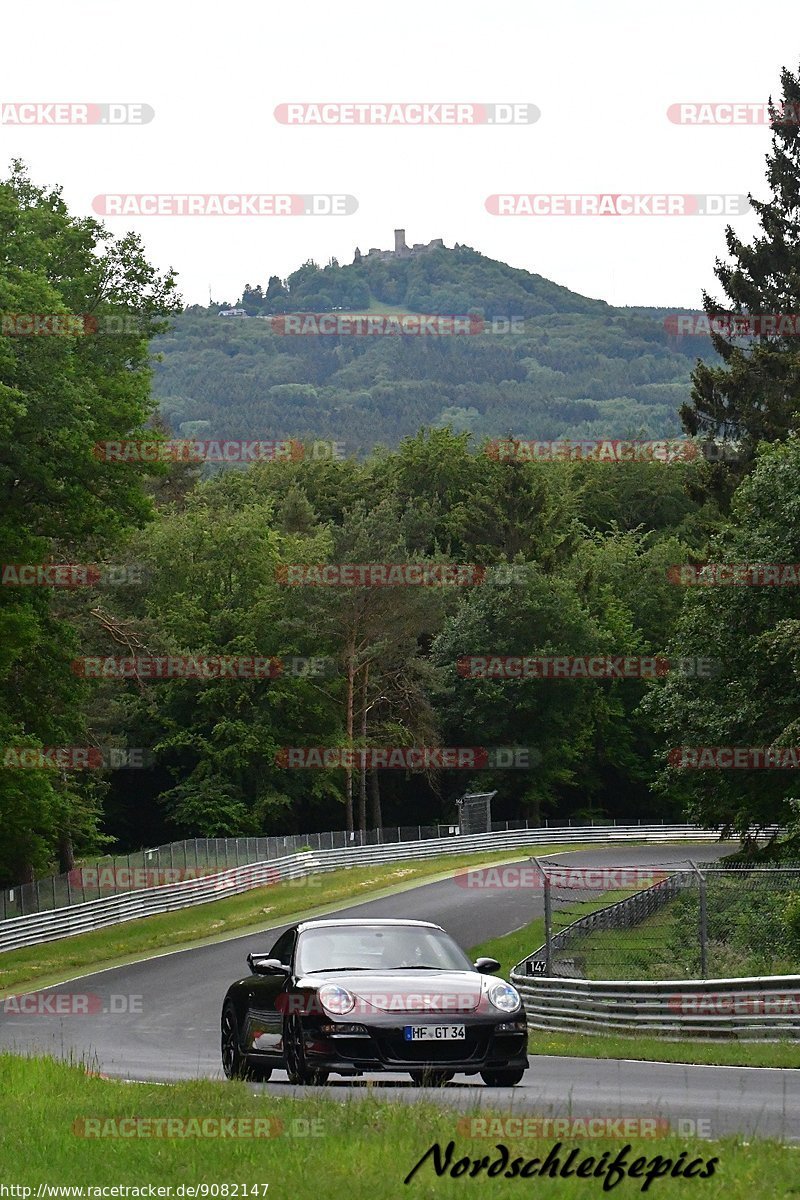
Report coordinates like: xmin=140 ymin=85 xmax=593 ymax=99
xmin=0 ymin=844 xmax=592 ymax=995
xmin=470 ymin=918 xmax=800 ymax=1068
xmin=0 ymin=1055 xmax=791 ymax=1197
xmin=528 ymin=1031 xmax=800 ymax=1069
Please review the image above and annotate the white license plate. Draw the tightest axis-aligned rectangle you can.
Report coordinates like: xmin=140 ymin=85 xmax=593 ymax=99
xmin=403 ymin=1024 xmax=466 ymax=1041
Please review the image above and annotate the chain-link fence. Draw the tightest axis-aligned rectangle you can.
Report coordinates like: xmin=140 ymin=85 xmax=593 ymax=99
xmin=526 ymin=860 xmax=800 ymax=980
xmin=0 ymin=815 xmax=633 ymax=920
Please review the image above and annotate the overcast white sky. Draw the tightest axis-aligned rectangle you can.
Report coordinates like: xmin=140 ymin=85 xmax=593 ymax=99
xmin=2 ymin=0 xmax=797 ymax=308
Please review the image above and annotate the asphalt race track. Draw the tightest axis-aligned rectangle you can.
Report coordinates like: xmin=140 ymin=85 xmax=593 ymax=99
xmin=3 ymin=842 xmax=799 ymax=1139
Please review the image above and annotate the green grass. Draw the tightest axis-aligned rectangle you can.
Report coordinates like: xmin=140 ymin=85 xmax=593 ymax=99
xmin=0 ymin=844 xmax=592 ymax=996
xmin=552 ymin=894 xmax=683 ymax=980
xmin=0 ymin=1055 xmax=794 ymax=1197
xmin=529 ymin=1031 xmax=800 ymax=1069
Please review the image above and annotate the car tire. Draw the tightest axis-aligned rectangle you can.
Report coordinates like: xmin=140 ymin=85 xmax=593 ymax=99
xmin=480 ymin=1067 xmax=526 ymax=1087
xmin=221 ymin=1003 xmax=273 ymax=1082
xmin=221 ymin=1002 xmax=247 ymax=1079
xmin=409 ymin=1069 xmax=455 ymax=1087
xmin=283 ymin=1014 xmax=329 ymax=1086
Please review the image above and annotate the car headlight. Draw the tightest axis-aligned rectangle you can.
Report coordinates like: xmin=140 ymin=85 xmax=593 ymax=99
xmin=318 ymin=984 xmax=355 ymax=1015
xmin=488 ymin=982 xmax=521 ymax=1013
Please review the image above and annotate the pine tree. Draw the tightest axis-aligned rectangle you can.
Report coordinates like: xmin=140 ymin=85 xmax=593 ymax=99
xmin=682 ymin=64 xmax=800 ymax=505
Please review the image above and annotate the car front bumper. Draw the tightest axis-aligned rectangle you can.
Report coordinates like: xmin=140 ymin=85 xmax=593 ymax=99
xmin=284 ymin=1016 xmax=529 ymax=1074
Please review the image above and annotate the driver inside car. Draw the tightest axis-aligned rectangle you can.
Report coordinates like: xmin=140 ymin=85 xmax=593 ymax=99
xmin=381 ymin=933 xmax=427 ymax=969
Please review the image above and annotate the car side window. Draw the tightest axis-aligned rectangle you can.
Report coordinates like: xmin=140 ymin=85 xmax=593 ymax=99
xmin=268 ymin=929 xmax=295 ymax=968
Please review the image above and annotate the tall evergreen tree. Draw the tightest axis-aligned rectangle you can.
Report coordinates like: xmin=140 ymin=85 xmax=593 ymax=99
xmin=683 ymin=64 xmax=800 ymax=505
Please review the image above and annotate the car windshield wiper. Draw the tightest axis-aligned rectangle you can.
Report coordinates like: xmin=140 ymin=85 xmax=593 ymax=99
xmin=304 ymin=966 xmax=374 ymax=973
xmin=383 ymin=964 xmax=447 ymax=970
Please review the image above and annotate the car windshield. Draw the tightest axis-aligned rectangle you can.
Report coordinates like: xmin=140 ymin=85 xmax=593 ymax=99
xmin=295 ymin=925 xmax=474 ymax=974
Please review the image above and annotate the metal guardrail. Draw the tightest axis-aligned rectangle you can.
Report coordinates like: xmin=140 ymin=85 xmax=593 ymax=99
xmin=0 ymin=817 xmax=692 ymax=920
xmin=509 ymin=972 xmax=800 ymax=1040
xmin=0 ymin=823 xmax=723 ymax=953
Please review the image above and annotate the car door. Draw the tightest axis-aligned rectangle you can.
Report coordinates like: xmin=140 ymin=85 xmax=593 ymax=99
xmin=245 ymin=927 xmax=297 ymax=1057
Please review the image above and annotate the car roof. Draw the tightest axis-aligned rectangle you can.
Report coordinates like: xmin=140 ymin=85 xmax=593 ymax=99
xmin=295 ymin=918 xmax=442 ymax=932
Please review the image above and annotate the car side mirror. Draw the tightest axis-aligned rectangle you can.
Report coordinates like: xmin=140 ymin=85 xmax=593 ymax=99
xmin=247 ymin=954 xmax=290 ymax=976
xmin=474 ymin=957 xmax=501 ymax=975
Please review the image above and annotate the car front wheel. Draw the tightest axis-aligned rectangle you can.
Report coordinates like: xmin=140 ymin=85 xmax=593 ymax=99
xmin=283 ymin=1015 xmax=329 ymax=1085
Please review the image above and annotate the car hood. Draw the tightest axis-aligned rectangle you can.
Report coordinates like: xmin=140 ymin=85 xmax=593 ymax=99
xmin=299 ymin=969 xmax=487 ymax=1014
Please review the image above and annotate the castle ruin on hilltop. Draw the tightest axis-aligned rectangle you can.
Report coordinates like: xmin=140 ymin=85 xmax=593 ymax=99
xmin=353 ymin=229 xmax=445 ymax=264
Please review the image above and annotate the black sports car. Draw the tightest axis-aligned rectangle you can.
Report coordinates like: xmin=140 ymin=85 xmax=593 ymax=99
xmin=221 ymin=918 xmax=529 ymax=1086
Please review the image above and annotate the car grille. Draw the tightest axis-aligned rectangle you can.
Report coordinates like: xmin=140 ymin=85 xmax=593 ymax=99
xmin=375 ymin=1028 xmax=489 ymax=1064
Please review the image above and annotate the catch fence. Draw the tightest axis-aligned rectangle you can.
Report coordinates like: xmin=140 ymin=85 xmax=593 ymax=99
xmin=516 ymin=860 xmax=800 ymax=981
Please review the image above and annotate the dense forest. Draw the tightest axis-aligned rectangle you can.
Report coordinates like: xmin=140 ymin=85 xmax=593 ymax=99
xmin=4 ymin=61 xmax=800 ymax=887
xmin=152 ymin=249 xmax=711 ymax=452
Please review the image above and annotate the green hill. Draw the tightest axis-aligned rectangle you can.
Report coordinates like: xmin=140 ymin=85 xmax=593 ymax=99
xmin=152 ymin=244 xmax=711 ymax=453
